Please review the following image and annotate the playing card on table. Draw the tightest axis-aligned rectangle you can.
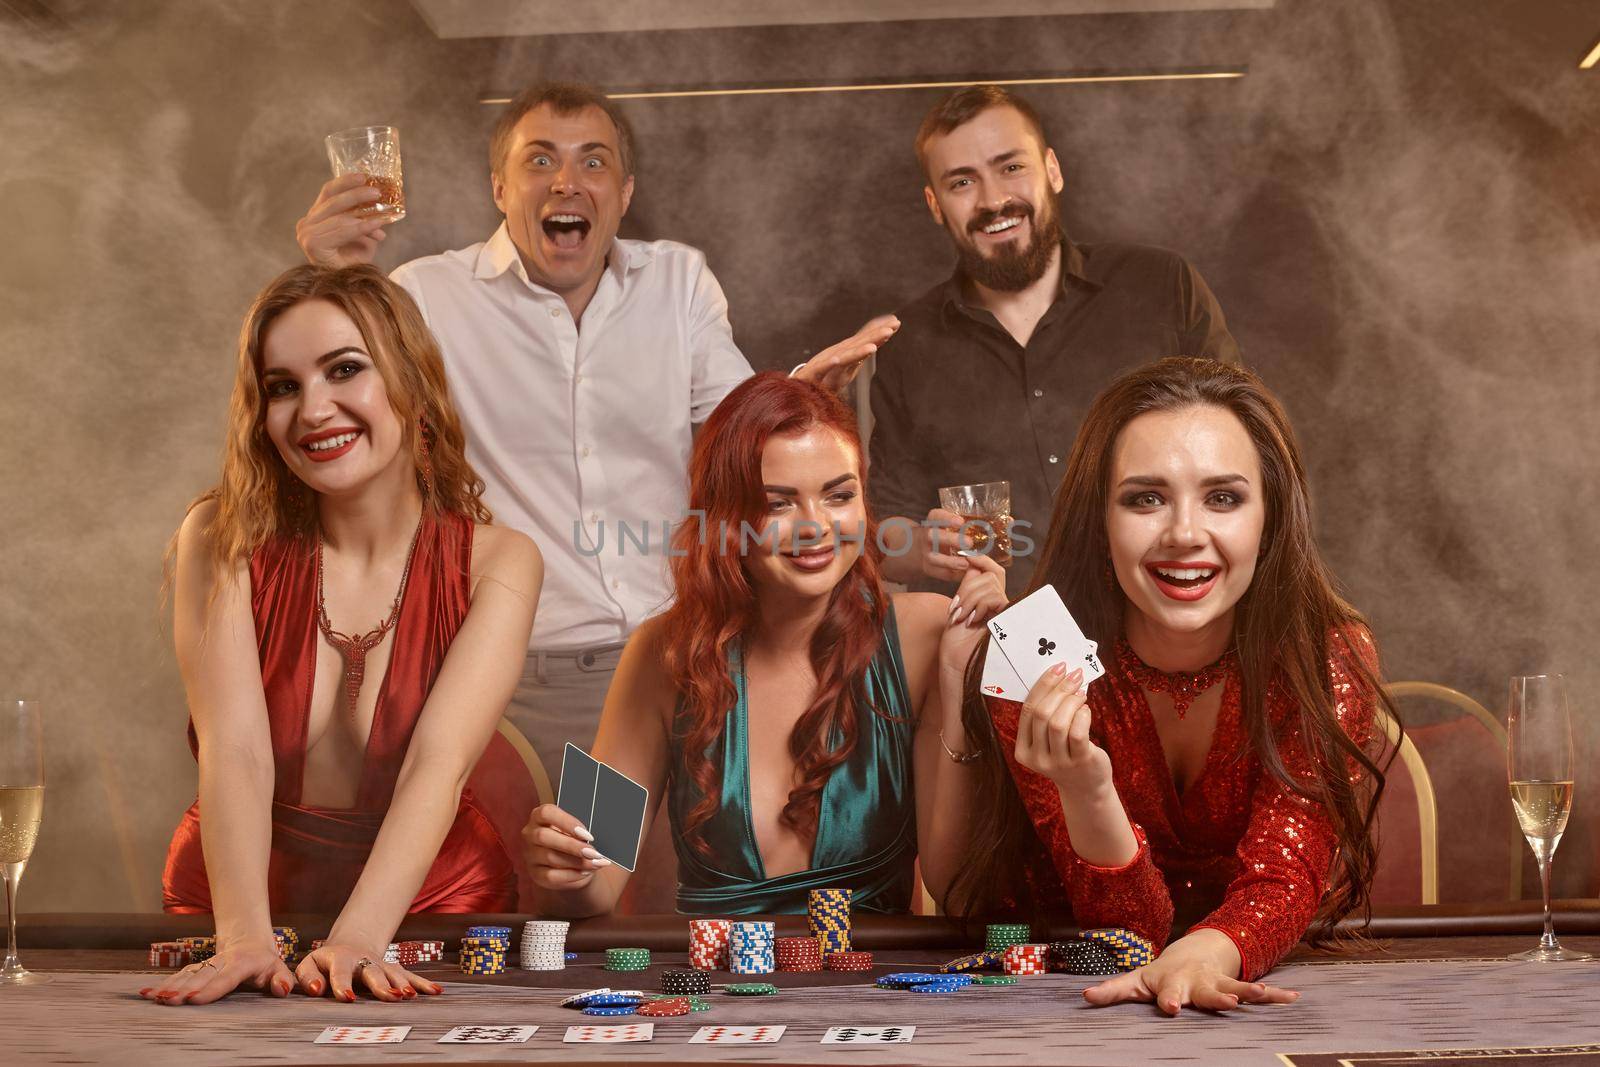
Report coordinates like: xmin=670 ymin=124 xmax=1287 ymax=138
xmin=987 ymin=584 xmax=1104 ymax=688
xmin=564 ymin=1023 xmax=654 ymax=1043
xmin=822 ymin=1025 xmax=916 ymax=1043
xmin=314 ymin=1025 xmax=411 ymax=1044
xmin=690 ymin=1024 xmax=787 ymax=1044
xmin=980 ymin=636 xmax=1027 ymax=702
xmin=438 ymin=1025 xmax=538 ymax=1043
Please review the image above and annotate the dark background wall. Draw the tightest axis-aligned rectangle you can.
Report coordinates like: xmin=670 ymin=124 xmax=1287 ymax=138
xmin=2 ymin=0 xmax=1597 ymax=911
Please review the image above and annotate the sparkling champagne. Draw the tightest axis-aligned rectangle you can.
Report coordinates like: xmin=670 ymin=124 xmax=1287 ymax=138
xmin=1510 ymin=778 xmax=1573 ymax=852
xmin=0 ymin=786 xmax=43 ymax=865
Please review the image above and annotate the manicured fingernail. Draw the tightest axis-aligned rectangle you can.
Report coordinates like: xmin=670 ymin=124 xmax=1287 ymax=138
xmin=1051 ymin=663 xmax=1068 ymax=676
xmin=948 ymin=595 xmax=961 ymax=616
xmin=139 ymin=988 xmax=151 ymax=996
xmin=573 ymin=824 xmax=594 ymax=842
xmin=590 ymin=856 xmax=613 ymax=867
xmin=390 ymin=987 xmax=403 ymax=996
xmin=310 ymin=980 xmax=323 ymax=994
xmin=581 ymin=847 xmax=601 ymax=860
xmin=1069 ymin=668 xmax=1083 ymax=681
xmin=343 ymin=990 xmax=356 ymax=1002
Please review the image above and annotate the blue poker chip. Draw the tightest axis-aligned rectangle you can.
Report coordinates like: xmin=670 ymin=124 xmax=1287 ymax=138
xmin=876 ymin=972 xmax=945 ymax=989
xmin=920 ymin=973 xmax=972 ymax=988
xmin=911 ymin=982 xmax=966 ymax=993
xmin=582 ymin=1004 xmax=638 ymax=1016
xmin=585 ymin=992 xmax=644 ymax=1007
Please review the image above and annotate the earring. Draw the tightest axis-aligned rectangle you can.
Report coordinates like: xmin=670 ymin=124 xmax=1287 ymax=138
xmin=417 ymin=416 xmax=435 ymax=500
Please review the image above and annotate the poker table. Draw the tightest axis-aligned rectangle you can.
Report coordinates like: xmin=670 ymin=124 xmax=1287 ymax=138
xmin=5 ymin=903 xmax=1600 ymax=1066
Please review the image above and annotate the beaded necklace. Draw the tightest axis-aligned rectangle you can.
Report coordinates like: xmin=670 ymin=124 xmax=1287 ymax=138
xmin=315 ymin=514 xmax=424 ymax=722
xmin=1116 ymin=637 xmax=1235 ymax=719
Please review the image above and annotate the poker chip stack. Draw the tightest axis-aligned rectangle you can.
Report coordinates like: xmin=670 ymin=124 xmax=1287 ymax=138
xmin=807 ymin=887 xmax=851 ymax=954
xmin=985 ymin=923 xmax=1031 ymax=954
xmin=688 ymin=918 xmax=730 ymax=971
xmin=180 ymin=936 xmax=215 ymax=963
xmin=650 ymin=992 xmax=713 ymax=1013
xmin=660 ymin=967 xmax=712 ymax=997
xmin=1081 ymin=928 xmax=1155 ymax=971
xmin=382 ymin=942 xmax=402 ymax=964
xmin=939 ymin=950 xmax=1002 ymax=974
xmin=774 ymin=935 xmax=823 ymax=972
xmin=520 ymin=920 xmax=570 ymax=970
xmin=604 ymin=947 xmax=652 ymax=972
xmin=459 ymin=935 xmax=507 ymax=975
xmin=1002 ymin=943 xmax=1049 ymax=976
xmin=876 ymin=971 xmax=970 ymax=993
xmin=149 ymin=941 xmax=188 ymax=968
xmin=823 ymin=949 xmax=874 ymax=972
xmin=728 ymin=921 xmax=775 ymax=975
xmin=396 ymin=940 xmax=444 ymax=968
xmin=272 ymin=926 xmax=300 ymax=963
xmin=1048 ymin=938 xmax=1121 ymax=976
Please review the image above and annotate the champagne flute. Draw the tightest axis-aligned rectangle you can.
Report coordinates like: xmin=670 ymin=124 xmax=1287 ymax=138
xmin=1506 ymin=675 xmax=1591 ymax=962
xmin=0 ymin=699 xmax=48 ymax=984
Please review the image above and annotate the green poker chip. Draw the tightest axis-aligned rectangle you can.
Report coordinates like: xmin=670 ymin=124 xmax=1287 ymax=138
xmin=724 ymin=982 xmax=779 ymax=996
xmin=972 ymin=974 xmax=1019 ymax=985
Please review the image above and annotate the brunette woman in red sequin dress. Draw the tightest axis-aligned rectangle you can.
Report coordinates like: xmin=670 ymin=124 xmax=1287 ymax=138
xmin=147 ymin=266 xmax=542 ymax=1006
xmin=945 ymin=357 xmax=1396 ymax=1015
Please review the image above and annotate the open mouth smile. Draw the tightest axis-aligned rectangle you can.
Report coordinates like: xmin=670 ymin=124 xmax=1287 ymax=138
xmin=298 ymin=427 xmax=362 ymax=462
xmin=1146 ymin=561 xmax=1221 ymax=602
xmin=542 ymin=211 xmax=592 ymax=251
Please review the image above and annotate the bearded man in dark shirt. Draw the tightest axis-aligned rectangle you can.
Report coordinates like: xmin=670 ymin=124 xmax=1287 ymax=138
xmin=871 ymin=85 xmax=1241 ymax=596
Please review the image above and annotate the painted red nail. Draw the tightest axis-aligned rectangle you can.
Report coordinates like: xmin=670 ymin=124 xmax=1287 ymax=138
xmin=343 ymin=990 xmax=356 ymax=1002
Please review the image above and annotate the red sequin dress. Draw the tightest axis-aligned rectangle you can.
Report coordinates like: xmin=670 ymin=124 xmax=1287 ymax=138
xmin=162 ymin=512 xmax=516 ymax=914
xmin=987 ymin=628 xmax=1378 ymax=980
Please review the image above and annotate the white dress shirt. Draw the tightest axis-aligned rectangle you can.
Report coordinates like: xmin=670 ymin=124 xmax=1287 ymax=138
xmin=391 ymin=223 xmax=753 ymax=649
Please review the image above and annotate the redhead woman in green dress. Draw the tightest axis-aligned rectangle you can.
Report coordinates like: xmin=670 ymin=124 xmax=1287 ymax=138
xmin=522 ymin=371 xmax=1005 ymax=915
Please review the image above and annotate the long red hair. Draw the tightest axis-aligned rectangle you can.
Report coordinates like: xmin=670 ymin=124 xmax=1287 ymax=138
xmin=659 ymin=371 xmax=889 ymax=858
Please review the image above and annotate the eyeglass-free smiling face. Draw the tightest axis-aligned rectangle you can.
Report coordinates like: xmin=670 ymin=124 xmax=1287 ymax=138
xmin=493 ymin=103 xmax=634 ymax=300
xmin=259 ymin=298 xmax=409 ymax=499
xmin=744 ymin=427 xmax=867 ymax=601
xmin=1107 ymin=404 xmax=1265 ymax=655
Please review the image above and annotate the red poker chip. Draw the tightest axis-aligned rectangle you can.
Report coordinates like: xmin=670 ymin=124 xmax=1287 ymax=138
xmin=823 ymin=951 xmax=873 ymax=971
xmin=636 ymin=997 xmax=693 ymax=1017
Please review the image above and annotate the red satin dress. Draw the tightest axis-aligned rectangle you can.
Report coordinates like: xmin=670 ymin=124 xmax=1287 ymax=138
xmin=989 ymin=628 xmax=1378 ymax=980
xmin=163 ymin=512 xmax=516 ymax=914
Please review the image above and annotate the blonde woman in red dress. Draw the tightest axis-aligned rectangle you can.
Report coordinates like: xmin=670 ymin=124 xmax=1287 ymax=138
xmin=948 ymin=357 xmax=1395 ymax=1014
xmin=149 ymin=265 xmax=541 ymax=1006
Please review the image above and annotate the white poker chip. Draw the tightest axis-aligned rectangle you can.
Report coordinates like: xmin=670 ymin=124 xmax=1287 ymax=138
xmin=559 ymin=987 xmax=611 ymax=1008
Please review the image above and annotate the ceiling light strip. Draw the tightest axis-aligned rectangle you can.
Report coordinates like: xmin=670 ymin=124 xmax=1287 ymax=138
xmin=479 ymin=69 xmax=1245 ymax=105
xmin=1580 ymin=38 xmax=1600 ymax=69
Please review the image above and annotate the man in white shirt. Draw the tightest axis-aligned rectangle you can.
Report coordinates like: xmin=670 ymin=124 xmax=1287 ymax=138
xmin=296 ymin=82 xmax=896 ymax=780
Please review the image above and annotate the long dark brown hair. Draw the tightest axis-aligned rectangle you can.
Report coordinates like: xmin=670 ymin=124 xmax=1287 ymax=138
xmin=946 ymin=357 xmax=1395 ymax=938
xmin=657 ymin=372 xmax=889 ymax=859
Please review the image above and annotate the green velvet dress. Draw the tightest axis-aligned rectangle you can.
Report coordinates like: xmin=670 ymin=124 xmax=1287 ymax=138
xmin=669 ymin=601 xmax=917 ymax=914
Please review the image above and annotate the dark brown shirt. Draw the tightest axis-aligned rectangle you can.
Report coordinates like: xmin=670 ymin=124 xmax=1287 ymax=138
xmin=867 ymin=239 xmax=1241 ymax=595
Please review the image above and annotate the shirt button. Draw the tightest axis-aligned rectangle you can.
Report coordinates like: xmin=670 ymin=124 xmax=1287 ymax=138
xmin=549 ymin=307 xmax=562 ymax=318
xmin=575 ymin=373 xmax=584 ymax=384
xmin=1032 ymin=388 xmax=1044 ymax=398
xmin=612 ymin=578 xmax=621 ymax=589
xmin=590 ymin=512 xmax=600 ymax=523
xmin=1048 ymin=454 xmax=1060 ymax=464
xmin=581 ymin=445 xmax=592 ymax=458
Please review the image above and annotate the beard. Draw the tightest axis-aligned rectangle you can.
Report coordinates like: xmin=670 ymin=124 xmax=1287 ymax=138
xmin=951 ymin=193 xmax=1063 ymax=292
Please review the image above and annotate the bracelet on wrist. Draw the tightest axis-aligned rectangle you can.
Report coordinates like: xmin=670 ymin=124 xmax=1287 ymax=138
xmin=939 ymin=728 xmax=981 ymax=764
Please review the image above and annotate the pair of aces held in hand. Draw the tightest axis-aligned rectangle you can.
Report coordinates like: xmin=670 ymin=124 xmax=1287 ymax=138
xmin=980 ymin=585 xmax=1104 ymax=703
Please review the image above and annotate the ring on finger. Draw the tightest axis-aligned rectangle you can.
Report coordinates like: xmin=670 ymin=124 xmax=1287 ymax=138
xmin=353 ymin=957 xmax=375 ymax=973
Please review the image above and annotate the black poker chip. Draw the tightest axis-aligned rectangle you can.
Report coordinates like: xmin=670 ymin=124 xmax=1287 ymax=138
xmin=659 ymin=967 xmax=712 ymax=996
xmin=1048 ymin=938 xmax=1123 ymax=975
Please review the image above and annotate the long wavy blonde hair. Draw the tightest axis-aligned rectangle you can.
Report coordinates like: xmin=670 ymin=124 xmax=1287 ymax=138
xmin=185 ymin=264 xmax=490 ymax=581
